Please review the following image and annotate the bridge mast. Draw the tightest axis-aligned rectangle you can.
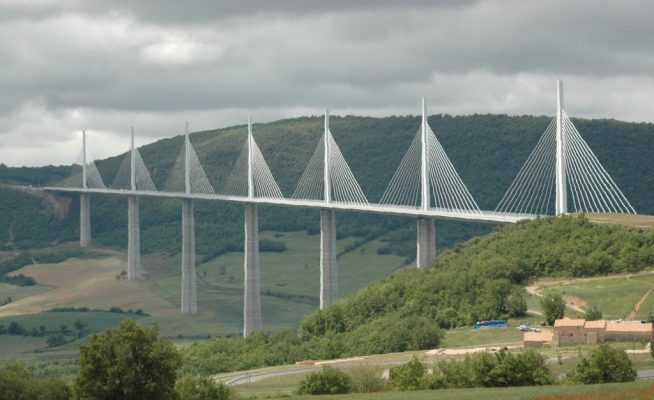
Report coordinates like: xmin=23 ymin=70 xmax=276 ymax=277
xmin=181 ymin=122 xmax=197 ymax=315
xmin=416 ymin=98 xmax=436 ymax=269
xmin=243 ymin=117 xmax=262 ymax=335
xmin=555 ymin=80 xmax=567 ymax=215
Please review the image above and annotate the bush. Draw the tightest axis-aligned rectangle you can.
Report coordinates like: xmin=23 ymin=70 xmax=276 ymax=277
xmin=46 ymin=334 xmax=67 ymax=347
xmin=297 ymin=366 xmax=352 ymax=395
xmin=389 ymin=357 xmax=426 ymax=391
xmin=348 ymin=365 xmax=386 ymax=393
xmin=540 ymin=293 xmax=565 ymax=325
xmin=570 ymin=344 xmax=636 ymax=384
xmin=0 ymin=363 xmax=70 ymax=400
xmin=176 ymin=374 xmax=232 ymax=400
xmin=436 ymin=349 xmax=553 ymax=389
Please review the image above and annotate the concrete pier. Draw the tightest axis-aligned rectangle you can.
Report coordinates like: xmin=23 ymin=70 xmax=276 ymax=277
xmin=320 ymin=209 xmax=337 ymax=309
xmin=243 ymin=203 xmax=261 ymax=336
xmin=127 ymin=195 xmax=141 ymax=281
xmin=79 ymin=194 xmax=91 ymax=247
xmin=416 ymin=217 xmax=436 ymax=269
xmin=181 ymin=199 xmax=197 ymax=315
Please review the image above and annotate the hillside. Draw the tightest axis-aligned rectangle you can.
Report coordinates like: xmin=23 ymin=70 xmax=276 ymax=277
xmin=1 ymin=114 xmax=653 ymax=260
xmin=181 ymin=215 xmax=654 ymax=374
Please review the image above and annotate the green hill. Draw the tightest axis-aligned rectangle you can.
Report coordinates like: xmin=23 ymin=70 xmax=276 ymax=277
xmin=181 ymin=215 xmax=654 ymax=374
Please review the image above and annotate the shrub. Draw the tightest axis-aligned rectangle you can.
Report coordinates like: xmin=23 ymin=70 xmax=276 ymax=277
xmin=348 ymin=365 xmax=386 ymax=393
xmin=0 ymin=363 xmax=70 ymax=400
xmin=297 ymin=366 xmax=352 ymax=395
xmin=176 ymin=374 xmax=232 ymax=400
xmin=389 ymin=357 xmax=426 ymax=391
xmin=570 ymin=344 xmax=636 ymax=384
xmin=585 ymin=304 xmax=603 ymax=321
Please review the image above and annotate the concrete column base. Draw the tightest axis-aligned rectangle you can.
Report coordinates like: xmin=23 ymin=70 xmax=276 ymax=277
xmin=127 ymin=195 xmax=141 ymax=281
xmin=181 ymin=199 xmax=197 ymax=315
xmin=416 ymin=217 xmax=436 ymax=269
xmin=320 ymin=209 xmax=337 ymax=309
xmin=243 ymin=203 xmax=261 ymax=336
xmin=80 ymin=194 xmax=91 ymax=247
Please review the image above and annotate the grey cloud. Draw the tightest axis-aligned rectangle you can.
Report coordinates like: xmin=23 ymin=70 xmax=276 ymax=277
xmin=0 ymin=0 xmax=653 ymax=166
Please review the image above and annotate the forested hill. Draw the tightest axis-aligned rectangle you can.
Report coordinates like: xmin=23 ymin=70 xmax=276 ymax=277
xmin=183 ymin=215 xmax=654 ymax=374
xmin=1 ymin=114 xmax=653 ymax=257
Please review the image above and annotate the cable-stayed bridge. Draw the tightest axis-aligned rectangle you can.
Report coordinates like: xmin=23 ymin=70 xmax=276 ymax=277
xmin=43 ymin=81 xmax=635 ymax=336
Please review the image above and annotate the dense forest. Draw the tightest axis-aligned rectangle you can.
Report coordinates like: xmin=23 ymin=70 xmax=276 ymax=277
xmin=181 ymin=215 xmax=654 ymax=374
xmin=1 ymin=114 xmax=652 ymax=259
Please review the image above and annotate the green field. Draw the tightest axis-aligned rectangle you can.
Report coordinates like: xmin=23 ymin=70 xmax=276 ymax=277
xmin=541 ymin=274 xmax=654 ymax=319
xmin=141 ymin=230 xmax=406 ymax=337
xmin=0 ymin=310 xmax=147 ymax=363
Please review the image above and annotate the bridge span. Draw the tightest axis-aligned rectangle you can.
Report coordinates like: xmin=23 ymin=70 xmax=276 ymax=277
xmin=42 ymin=81 xmax=634 ymax=336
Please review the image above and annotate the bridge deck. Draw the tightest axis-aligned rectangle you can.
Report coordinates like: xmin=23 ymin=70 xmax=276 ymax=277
xmin=43 ymin=187 xmax=537 ymax=224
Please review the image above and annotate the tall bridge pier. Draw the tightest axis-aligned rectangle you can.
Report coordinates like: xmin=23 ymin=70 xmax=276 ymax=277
xmin=180 ymin=199 xmax=197 ymax=314
xmin=320 ymin=209 xmax=337 ymax=308
xmin=80 ymin=194 xmax=91 ymax=247
xmin=127 ymin=129 xmax=141 ymax=281
xmin=416 ymin=218 xmax=436 ymax=269
xmin=243 ymin=203 xmax=261 ymax=335
xmin=127 ymin=195 xmax=141 ymax=280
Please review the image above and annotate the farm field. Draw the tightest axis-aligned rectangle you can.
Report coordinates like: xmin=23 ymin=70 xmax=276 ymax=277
xmin=584 ymin=212 xmax=654 ymax=229
xmin=0 ymin=230 xmax=406 ymax=340
xmin=539 ymin=273 xmax=654 ymax=320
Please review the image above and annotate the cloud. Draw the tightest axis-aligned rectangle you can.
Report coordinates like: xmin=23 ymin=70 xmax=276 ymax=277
xmin=0 ymin=0 xmax=653 ymax=166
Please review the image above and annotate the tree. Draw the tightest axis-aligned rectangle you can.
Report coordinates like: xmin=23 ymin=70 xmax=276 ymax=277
xmin=76 ymin=319 xmax=182 ymax=400
xmin=297 ymin=366 xmax=352 ymax=395
xmin=74 ymin=319 xmax=88 ymax=339
xmin=570 ymin=344 xmax=636 ymax=384
xmin=585 ymin=304 xmax=603 ymax=321
xmin=540 ymin=293 xmax=565 ymax=325
xmin=176 ymin=374 xmax=232 ymax=400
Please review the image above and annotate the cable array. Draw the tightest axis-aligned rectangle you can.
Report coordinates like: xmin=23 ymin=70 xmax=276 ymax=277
xmin=163 ymin=141 xmax=215 ymax=195
xmin=496 ymin=113 xmax=635 ymax=215
xmin=562 ymin=112 xmax=635 ymax=214
xmin=111 ymin=149 xmax=157 ymax=191
xmin=56 ymin=147 xmax=106 ymax=189
xmin=292 ymin=136 xmax=325 ymax=200
xmin=292 ymin=131 xmax=368 ymax=204
xmin=223 ymin=135 xmax=283 ymax=198
xmin=496 ymin=119 xmax=557 ymax=215
xmin=380 ymin=124 xmax=480 ymax=213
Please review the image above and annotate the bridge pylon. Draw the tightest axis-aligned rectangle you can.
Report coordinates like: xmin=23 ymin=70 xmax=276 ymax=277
xmin=496 ymin=81 xmax=635 ymax=216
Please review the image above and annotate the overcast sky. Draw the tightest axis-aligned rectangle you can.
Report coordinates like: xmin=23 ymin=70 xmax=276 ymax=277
xmin=1 ymin=0 xmax=653 ymax=167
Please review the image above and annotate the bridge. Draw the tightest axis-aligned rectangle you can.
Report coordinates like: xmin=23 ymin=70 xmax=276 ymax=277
xmin=43 ymin=81 xmax=635 ymax=336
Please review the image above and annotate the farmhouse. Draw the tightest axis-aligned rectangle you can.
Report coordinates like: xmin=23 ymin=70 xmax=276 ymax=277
xmin=523 ymin=318 xmax=653 ymax=348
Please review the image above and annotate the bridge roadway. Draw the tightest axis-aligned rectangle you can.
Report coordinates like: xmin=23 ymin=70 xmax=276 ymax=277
xmin=43 ymin=187 xmax=535 ymax=224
